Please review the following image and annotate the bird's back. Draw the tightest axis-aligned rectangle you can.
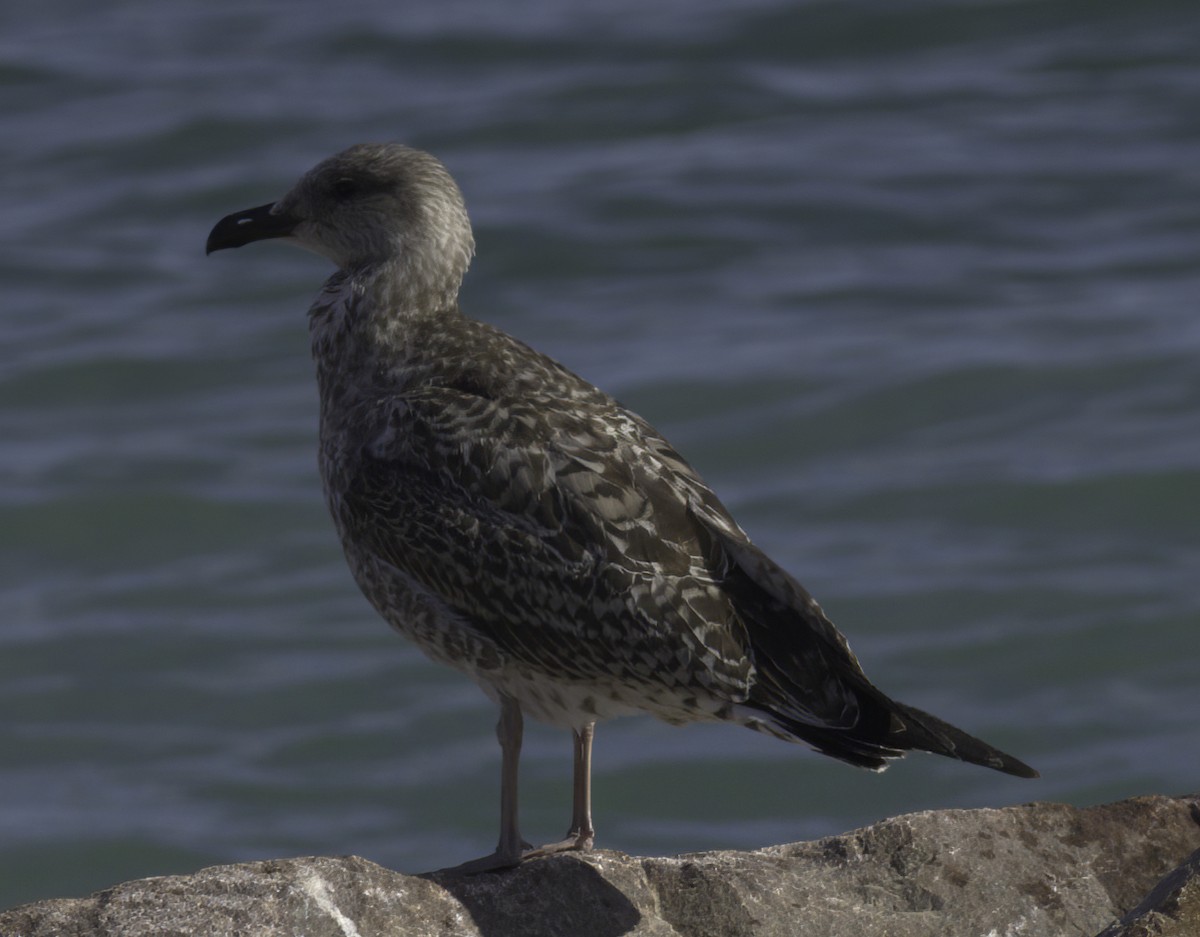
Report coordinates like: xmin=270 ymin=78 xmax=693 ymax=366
xmin=315 ymin=291 xmax=870 ymax=730
xmin=321 ymin=298 xmax=1034 ymax=777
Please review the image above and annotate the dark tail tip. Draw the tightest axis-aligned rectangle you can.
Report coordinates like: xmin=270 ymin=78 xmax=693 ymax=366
xmin=891 ymin=702 xmax=1039 ymax=779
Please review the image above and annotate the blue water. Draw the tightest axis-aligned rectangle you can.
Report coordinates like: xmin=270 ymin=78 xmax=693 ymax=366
xmin=2 ymin=0 xmax=1198 ymax=911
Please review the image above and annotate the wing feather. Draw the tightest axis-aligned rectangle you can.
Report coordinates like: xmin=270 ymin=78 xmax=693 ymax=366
xmin=329 ymin=380 xmax=753 ymax=699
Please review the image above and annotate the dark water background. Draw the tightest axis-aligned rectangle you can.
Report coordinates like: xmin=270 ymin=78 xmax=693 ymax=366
xmin=2 ymin=0 xmax=1198 ymax=911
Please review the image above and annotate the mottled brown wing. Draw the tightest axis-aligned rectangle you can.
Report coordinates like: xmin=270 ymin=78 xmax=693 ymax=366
xmin=639 ymin=421 xmax=871 ymax=731
xmin=332 ymin=383 xmax=755 ymax=699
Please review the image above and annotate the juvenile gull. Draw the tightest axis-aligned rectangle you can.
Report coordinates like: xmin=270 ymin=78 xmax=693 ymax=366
xmin=206 ymin=143 xmax=1037 ymax=872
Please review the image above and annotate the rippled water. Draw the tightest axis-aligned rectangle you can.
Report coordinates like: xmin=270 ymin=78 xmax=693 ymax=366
xmin=2 ymin=0 xmax=1198 ymax=911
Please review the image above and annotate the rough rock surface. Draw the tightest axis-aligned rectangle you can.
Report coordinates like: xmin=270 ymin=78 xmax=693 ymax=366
xmin=3 ymin=795 xmax=1197 ymax=937
xmin=1098 ymin=843 xmax=1200 ymax=937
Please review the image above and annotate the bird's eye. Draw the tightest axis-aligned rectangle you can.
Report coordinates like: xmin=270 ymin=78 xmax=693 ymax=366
xmin=331 ymin=177 xmax=359 ymax=200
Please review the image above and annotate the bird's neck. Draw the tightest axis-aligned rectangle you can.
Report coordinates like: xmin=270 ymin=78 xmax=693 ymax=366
xmin=307 ymin=263 xmax=459 ymax=409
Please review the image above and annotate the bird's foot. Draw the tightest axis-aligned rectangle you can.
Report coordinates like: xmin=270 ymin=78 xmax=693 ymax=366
xmin=434 ymin=839 xmax=536 ymax=876
xmin=524 ymin=827 xmax=595 ymax=859
xmin=436 ymin=831 xmax=593 ymax=875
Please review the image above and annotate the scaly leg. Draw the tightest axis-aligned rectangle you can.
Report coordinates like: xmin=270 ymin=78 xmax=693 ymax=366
xmin=439 ymin=694 xmax=531 ymax=874
xmin=567 ymin=722 xmax=596 ymax=848
xmin=528 ymin=721 xmax=596 ymax=855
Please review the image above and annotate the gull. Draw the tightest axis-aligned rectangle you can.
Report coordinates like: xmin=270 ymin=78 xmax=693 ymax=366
xmin=206 ymin=143 xmax=1037 ymax=873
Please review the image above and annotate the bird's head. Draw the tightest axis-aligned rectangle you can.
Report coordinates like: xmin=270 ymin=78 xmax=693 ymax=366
xmin=207 ymin=143 xmax=475 ymax=307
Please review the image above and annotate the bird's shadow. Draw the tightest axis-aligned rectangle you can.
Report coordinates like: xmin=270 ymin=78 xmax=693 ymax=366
xmin=422 ymin=852 xmax=641 ymax=937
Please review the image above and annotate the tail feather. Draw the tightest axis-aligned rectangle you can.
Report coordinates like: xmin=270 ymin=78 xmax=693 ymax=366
xmin=743 ymin=692 xmax=1038 ymax=779
xmin=886 ymin=700 xmax=1039 ymax=779
xmin=698 ymin=512 xmax=1038 ymax=779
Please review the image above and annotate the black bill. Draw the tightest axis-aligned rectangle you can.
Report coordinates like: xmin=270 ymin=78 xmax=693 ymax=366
xmin=206 ymin=202 xmax=299 ymax=255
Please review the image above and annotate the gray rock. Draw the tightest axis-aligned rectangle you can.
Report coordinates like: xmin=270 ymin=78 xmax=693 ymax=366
xmin=3 ymin=794 xmax=1197 ymax=937
xmin=1097 ymin=839 xmax=1200 ymax=937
